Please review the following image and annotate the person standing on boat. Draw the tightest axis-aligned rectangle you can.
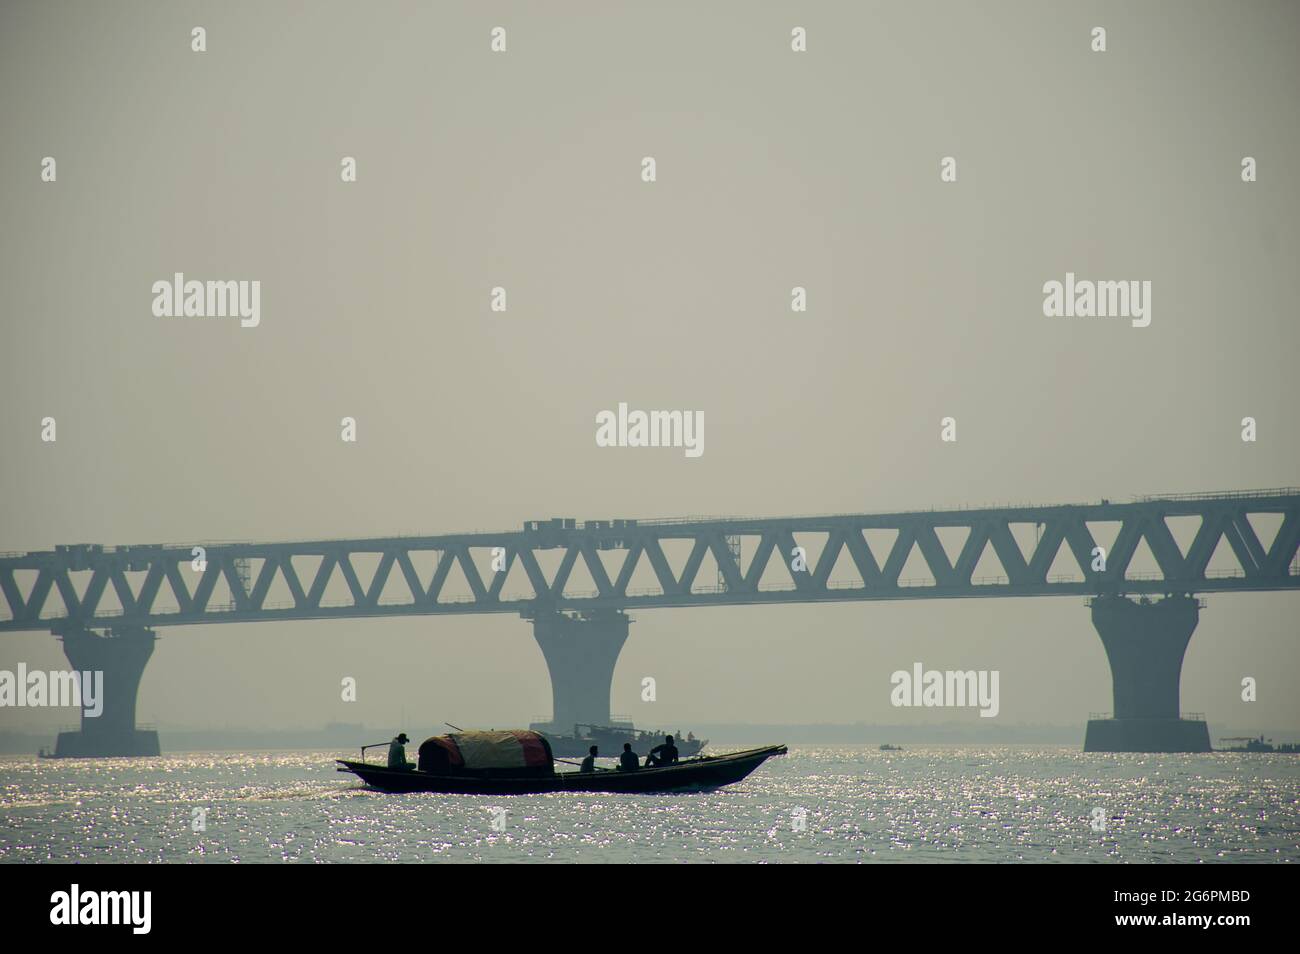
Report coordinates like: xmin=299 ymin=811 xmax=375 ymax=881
xmin=580 ymin=745 xmax=598 ymax=773
xmin=388 ymin=732 xmax=414 ymax=771
xmin=645 ymin=735 xmax=679 ymax=768
xmin=617 ymin=742 xmax=640 ymax=771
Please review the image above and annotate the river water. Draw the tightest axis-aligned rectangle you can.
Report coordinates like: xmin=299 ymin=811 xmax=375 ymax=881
xmin=2 ymin=745 xmax=1297 ymax=863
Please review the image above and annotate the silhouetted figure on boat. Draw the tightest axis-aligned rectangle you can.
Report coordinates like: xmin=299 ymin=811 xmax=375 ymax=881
xmin=388 ymin=732 xmax=414 ymax=770
xmin=580 ymin=745 xmax=598 ymax=773
xmin=645 ymin=735 xmax=679 ymax=768
xmin=618 ymin=742 xmax=640 ymax=771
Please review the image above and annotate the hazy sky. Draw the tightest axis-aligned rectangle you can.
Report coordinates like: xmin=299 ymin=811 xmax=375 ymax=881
xmin=2 ymin=2 xmax=1298 ymax=738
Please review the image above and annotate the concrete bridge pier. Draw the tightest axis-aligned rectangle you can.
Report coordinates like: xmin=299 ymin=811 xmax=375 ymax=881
xmin=53 ymin=626 xmax=161 ymax=758
xmin=529 ymin=610 xmax=630 ymax=735
xmin=1083 ymin=595 xmax=1211 ymax=753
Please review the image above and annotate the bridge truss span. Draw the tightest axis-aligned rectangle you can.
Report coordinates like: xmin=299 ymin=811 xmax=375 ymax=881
xmin=2 ymin=490 xmax=1297 ymax=633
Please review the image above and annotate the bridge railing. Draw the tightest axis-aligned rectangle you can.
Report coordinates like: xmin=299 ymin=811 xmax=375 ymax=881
xmin=1133 ymin=487 xmax=1300 ymax=503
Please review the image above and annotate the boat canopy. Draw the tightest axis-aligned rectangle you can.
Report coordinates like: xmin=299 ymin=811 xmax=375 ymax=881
xmin=418 ymin=730 xmax=553 ymax=774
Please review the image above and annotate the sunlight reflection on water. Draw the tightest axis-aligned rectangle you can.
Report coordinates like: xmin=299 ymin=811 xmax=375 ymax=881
xmin=1 ymin=746 xmax=1296 ymax=863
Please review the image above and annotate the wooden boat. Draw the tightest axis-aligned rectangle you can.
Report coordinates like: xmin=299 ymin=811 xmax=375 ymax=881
xmin=1217 ymin=735 xmax=1300 ymax=754
xmin=337 ymin=744 xmax=787 ymax=794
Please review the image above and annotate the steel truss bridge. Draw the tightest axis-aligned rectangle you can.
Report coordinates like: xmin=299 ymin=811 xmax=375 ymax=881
xmin=3 ymin=488 xmax=1297 ymax=757
xmin=2 ymin=489 xmax=1297 ymax=632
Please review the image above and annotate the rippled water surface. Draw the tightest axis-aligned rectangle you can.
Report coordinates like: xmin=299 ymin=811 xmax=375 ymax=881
xmin=2 ymin=746 xmax=1297 ymax=863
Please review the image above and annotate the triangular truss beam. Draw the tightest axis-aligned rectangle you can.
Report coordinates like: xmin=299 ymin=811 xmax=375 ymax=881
xmin=2 ymin=493 xmax=1297 ymax=631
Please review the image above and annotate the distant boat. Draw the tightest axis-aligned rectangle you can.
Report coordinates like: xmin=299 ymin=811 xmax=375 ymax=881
xmin=1217 ymin=735 xmax=1300 ymax=754
xmin=336 ymin=729 xmax=784 ymax=794
xmin=879 ymin=744 xmax=903 ymax=752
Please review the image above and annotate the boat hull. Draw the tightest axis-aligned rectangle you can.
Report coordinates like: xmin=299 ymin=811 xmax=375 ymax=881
xmin=336 ymin=745 xmax=786 ymax=794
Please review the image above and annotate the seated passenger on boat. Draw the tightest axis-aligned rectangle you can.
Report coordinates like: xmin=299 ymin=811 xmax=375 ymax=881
xmin=645 ymin=735 xmax=679 ymax=768
xmin=618 ymin=742 xmax=640 ymax=771
xmin=388 ymin=732 xmax=415 ymax=771
xmin=580 ymin=745 xmax=598 ymax=773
